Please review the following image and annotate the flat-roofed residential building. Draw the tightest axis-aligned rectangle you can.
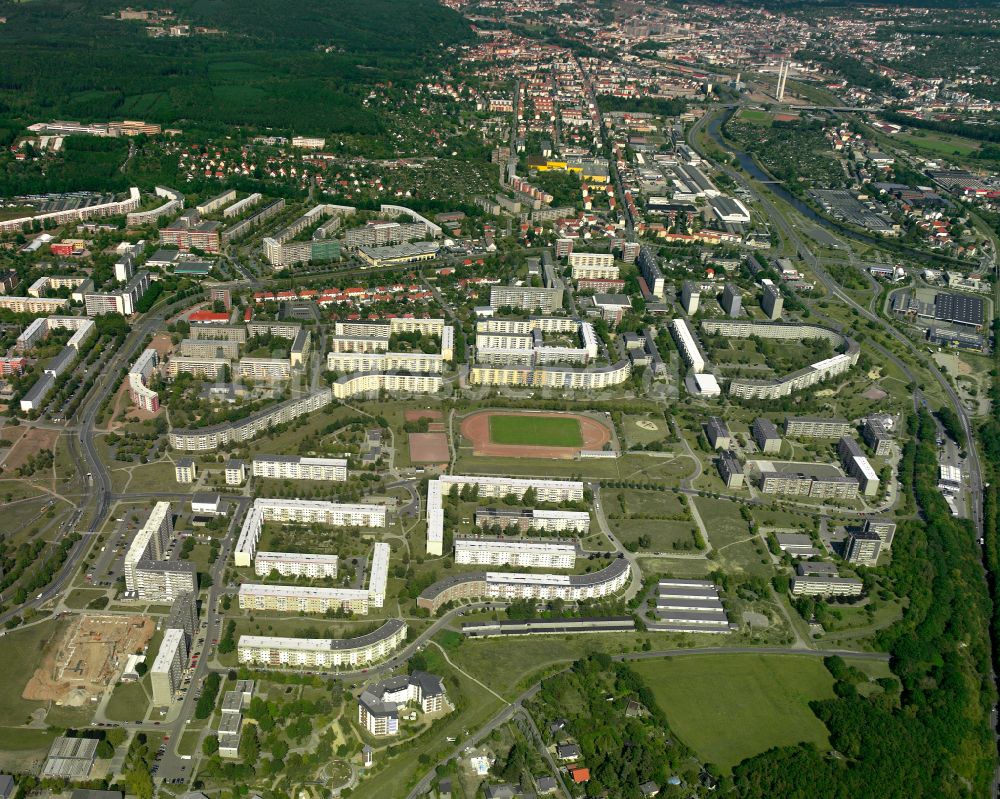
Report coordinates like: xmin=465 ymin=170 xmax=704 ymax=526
xmin=326 ymin=351 xmax=443 ymax=375
xmin=670 ymin=318 xmax=705 ymax=373
xmin=255 ymin=551 xmax=338 ymax=578
xmin=863 ymin=417 xmax=893 ymax=457
xmin=167 ymin=355 xmax=229 ymax=380
xmin=189 ymin=324 xmax=247 ymax=343
xmin=720 ymin=283 xmax=742 ymax=317
xmin=838 ymin=437 xmax=880 ymax=497
xmin=238 ymin=357 xmax=291 ymax=382
xmin=791 ymin=573 xmax=864 ymax=597
xmin=175 ymin=459 xmax=197 ymax=484
xmin=681 ymin=281 xmax=700 ymax=315
xmin=638 ymin=246 xmax=665 ymax=299
xmin=238 ymin=619 xmax=407 ymax=669
xmin=166 ymin=591 xmax=198 ymax=640
xmin=0 ymin=296 xmax=68 ymax=314
xmin=864 ymin=518 xmax=896 ymax=547
xmin=290 ymin=330 xmax=311 ymax=368
xmin=234 ymin=498 xmax=386 ymax=566
xmin=474 ymin=508 xmax=590 ymax=534
xmin=570 ymin=253 xmax=618 ymax=280
xmin=180 ymin=338 xmax=240 ymax=359
xmin=761 ymin=279 xmax=783 ymax=319
xmin=756 ymin=465 xmax=859 ymax=499
xmin=128 ymin=348 xmax=160 ymax=412
xmin=169 ymin=389 xmax=332 ymax=451
xmin=489 ymin=284 xmax=563 ymax=313
xmin=151 ymin=628 xmax=186 ymax=706
xmin=784 ymin=417 xmax=852 ymax=438
xmin=252 ymin=455 xmax=347 ymax=482
xmin=705 ymin=417 xmax=731 ymax=449
xmin=196 ymin=189 xmax=237 ymax=215
xmin=239 ymin=583 xmax=371 ymax=615
xmin=134 ymin=560 xmax=196 ymax=601
xmin=846 ymin=530 xmax=882 ymax=566
xmin=454 ymin=538 xmax=576 ymax=569
xmin=416 ymin=558 xmax=629 ymax=614
xmin=225 ymin=459 xmax=246 ymax=485
xmin=717 ymin=451 xmax=744 ymax=488
xmin=124 ymin=502 xmax=172 ymax=593
xmin=752 ymin=418 xmax=782 ymax=454
xmin=426 ymin=475 xmax=585 ymax=556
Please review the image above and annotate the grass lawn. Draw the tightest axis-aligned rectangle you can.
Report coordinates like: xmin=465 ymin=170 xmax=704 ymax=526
xmin=105 ymin=680 xmax=149 ymax=722
xmin=896 ymin=132 xmax=979 ymax=157
xmin=622 ymin=415 xmax=670 ymax=447
xmin=609 ymin=518 xmax=701 ymax=552
xmin=444 ymin=633 xmax=650 ymax=701
xmin=739 ymin=109 xmax=773 ymax=126
xmin=64 ymin=589 xmax=108 ymax=609
xmin=488 ymin=415 xmax=583 ymax=447
xmin=0 ymin=727 xmax=56 ymax=751
xmin=177 ymin=729 xmax=202 ymax=756
xmin=631 ymin=653 xmax=835 ymax=772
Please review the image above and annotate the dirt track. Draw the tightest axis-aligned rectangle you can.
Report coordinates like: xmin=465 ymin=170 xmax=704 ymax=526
xmin=460 ymin=410 xmax=612 ymax=460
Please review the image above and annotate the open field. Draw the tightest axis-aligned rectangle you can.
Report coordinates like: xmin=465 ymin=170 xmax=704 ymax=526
xmin=622 ymin=414 xmax=670 ymax=447
xmin=895 ymin=131 xmax=980 ymax=157
xmin=444 ymin=633 xmax=653 ymax=701
xmin=460 ymin=410 xmax=611 ymax=459
xmin=739 ymin=109 xmax=773 ymax=126
xmin=608 ymin=518 xmax=701 ymax=552
xmin=408 ymin=432 xmax=450 ymax=463
xmin=631 ymin=654 xmax=835 ymax=772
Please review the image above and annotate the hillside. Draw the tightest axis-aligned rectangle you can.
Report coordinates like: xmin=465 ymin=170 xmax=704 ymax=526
xmin=0 ymin=0 xmax=472 ymax=134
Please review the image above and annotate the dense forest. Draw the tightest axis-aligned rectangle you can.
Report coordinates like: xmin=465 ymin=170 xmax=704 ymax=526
xmin=0 ymin=0 xmax=471 ymax=133
xmin=729 ymin=409 xmax=996 ymax=798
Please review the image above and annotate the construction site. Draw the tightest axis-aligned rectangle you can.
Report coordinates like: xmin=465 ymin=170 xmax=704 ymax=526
xmin=23 ymin=614 xmax=155 ymax=707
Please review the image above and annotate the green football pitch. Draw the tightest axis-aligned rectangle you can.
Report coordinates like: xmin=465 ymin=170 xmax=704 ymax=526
xmin=487 ymin=414 xmax=584 ymax=447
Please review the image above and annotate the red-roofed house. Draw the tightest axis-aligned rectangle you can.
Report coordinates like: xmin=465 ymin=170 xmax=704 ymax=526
xmin=569 ymin=767 xmax=590 ymax=783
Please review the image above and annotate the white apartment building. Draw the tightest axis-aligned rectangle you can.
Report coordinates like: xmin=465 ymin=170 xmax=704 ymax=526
xmin=238 ymin=358 xmax=291 ymax=381
xmin=255 ymin=551 xmax=338 ymax=578
xmin=331 ymin=371 xmax=442 ymax=399
xmin=234 ymin=498 xmax=386 ymax=566
xmin=671 ymin=318 xmax=705 ymax=374
xmin=151 ymin=628 xmax=186 ymax=706
xmin=426 ymin=476 xmax=584 ymax=556
xmin=326 ymin=351 xmax=443 ymax=375
xmin=237 ymin=619 xmax=407 ymax=669
xmin=252 ymin=455 xmax=348 ymax=482
xmin=169 ymin=389 xmax=331 ymax=451
xmin=454 ymin=538 xmax=577 ymax=569
xmin=167 ymin=356 xmax=229 ymax=380
xmin=124 ymin=502 xmax=172 ymax=593
xmin=570 ymin=253 xmax=618 ymax=280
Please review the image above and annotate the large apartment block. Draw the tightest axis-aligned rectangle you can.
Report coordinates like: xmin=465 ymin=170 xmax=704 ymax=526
xmin=426 ymin=476 xmax=584 ymax=556
xmin=254 ymin=551 xmax=338 ymax=578
xmin=757 ymin=468 xmax=860 ymax=500
xmin=474 ymin=507 xmax=590 ymax=534
xmin=237 ymin=619 xmax=407 ymax=669
xmin=784 ymin=417 xmax=853 ymax=438
xmin=489 ymin=284 xmax=563 ymax=313
xmin=124 ymin=502 xmax=172 ymax=593
xmin=234 ymin=498 xmax=387 ymax=566
xmin=252 ymin=455 xmax=348 ymax=482
xmin=570 ymin=253 xmax=618 ymax=280
xmin=454 ymin=537 xmax=576 ymax=569
xmin=151 ymin=628 xmax=186 ymax=706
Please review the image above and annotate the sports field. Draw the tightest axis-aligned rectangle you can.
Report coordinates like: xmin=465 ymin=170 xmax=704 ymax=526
xmin=631 ymin=654 xmax=835 ymax=771
xmin=488 ymin=415 xmax=584 ymax=447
